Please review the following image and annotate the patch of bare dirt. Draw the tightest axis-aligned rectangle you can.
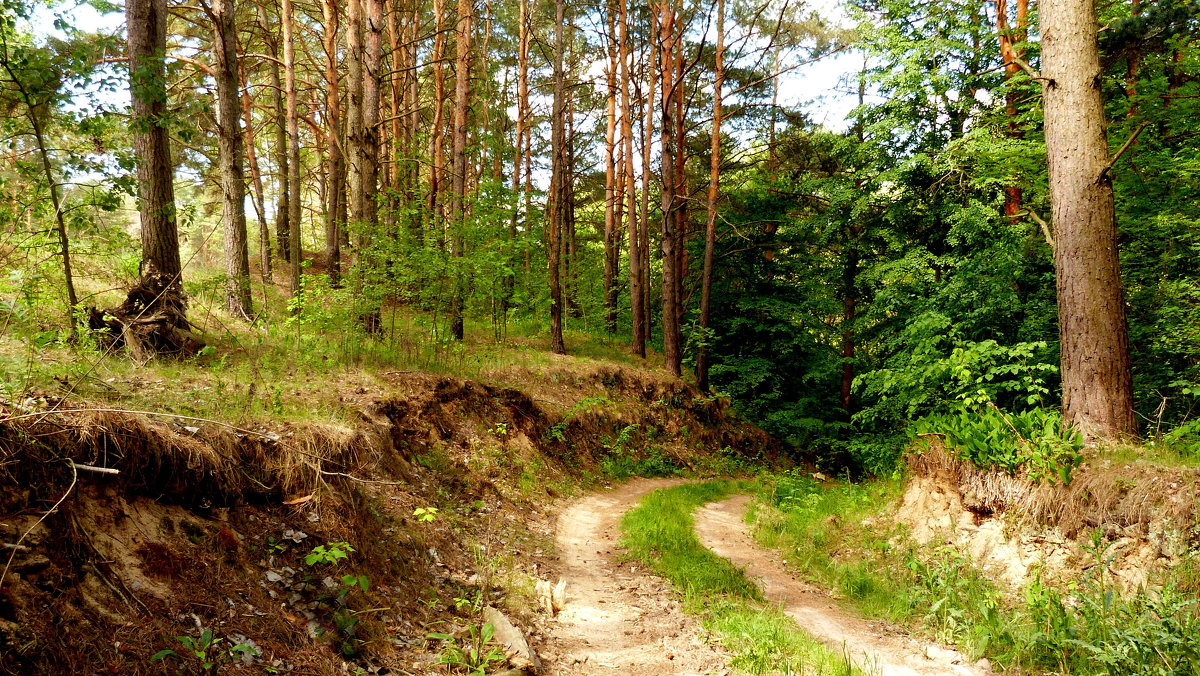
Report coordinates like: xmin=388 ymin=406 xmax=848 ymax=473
xmin=695 ymin=495 xmax=993 ymax=676
xmin=540 ymin=478 xmax=730 ymax=675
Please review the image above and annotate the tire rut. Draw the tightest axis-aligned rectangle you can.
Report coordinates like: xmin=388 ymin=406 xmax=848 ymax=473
xmin=694 ymin=494 xmax=994 ymax=676
xmin=541 ymin=478 xmax=730 ymax=675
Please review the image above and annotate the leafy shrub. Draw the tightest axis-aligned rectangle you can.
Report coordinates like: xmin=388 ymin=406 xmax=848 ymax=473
xmin=913 ymin=407 xmax=1083 ymax=484
xmin=855 ymin=312 xmax=1057 ymax=429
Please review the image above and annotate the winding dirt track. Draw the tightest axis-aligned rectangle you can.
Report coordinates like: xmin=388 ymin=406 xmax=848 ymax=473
xmin=543 ymin=478 xmax=731 ymax=675
xmin=693 ymin=495 xmax=993 ymax=676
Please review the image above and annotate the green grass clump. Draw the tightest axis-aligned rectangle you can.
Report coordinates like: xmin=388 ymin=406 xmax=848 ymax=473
xmin=621 ymin=481 xmax=863 ymax=675
xmin=754 ymin=469 xmax=1200 ymax=675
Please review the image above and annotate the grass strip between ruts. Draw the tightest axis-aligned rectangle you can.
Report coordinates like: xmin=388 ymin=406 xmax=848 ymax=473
xmin=619 ymin=480 xmax=865 ymax=675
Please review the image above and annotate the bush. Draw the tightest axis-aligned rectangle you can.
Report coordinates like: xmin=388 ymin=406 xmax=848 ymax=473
xmin=912 ymin=407 xmax=1083 ymax=484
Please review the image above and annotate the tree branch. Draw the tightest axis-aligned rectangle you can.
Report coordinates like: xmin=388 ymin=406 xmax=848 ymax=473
xmin=1097 ymin=121 xmax=1149 ymax=182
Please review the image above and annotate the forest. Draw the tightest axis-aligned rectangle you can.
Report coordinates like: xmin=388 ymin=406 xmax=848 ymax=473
xmin=0 ymin=0 xmax=1199 ymax=671
xmin=0 ymin=0 xmax=1195 ymax=463
xmin=3 ymin=0 xmax=1199 ymax=475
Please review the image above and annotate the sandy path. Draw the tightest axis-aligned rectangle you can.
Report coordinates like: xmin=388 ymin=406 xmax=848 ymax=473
xmin=542 ymin=478 xmax=730 ymax=675
xmin=694 ymin=495 xmax=993 ymax=676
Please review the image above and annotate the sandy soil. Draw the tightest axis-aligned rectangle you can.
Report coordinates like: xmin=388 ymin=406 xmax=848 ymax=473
xmin=541 ymin=478 xmax=731 ymax=675
xmin=694 ymin=494 xmax=994 ymax=676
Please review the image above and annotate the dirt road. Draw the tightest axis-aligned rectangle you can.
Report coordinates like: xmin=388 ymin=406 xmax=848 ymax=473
xmin=694 ymin=494 xmax=993 ymax=676
xmin=541 ymin=478 xmax=730 ymax=675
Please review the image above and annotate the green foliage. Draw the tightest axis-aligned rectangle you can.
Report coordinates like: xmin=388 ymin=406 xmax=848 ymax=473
xmin=425 ymin=622 xmax=507 ymax=676
xmin=150 ymin=629 xmax=259 ymax=672
xmin=413 ymin=506 xmax=439 ymax=522
xmin=913 ymin=407 xmax=1084 ymax=484
xmin=854 ymin=313 xmax=1057 ymax=428
xmin=303 ymin=541 xmax=355 ymax=567
xmin=545 ymin=396 xmax=611 ymax=443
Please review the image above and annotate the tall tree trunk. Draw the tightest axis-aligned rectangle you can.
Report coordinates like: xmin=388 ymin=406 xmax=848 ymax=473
xmin=429 ymin=0 xmax=448 ymax=245
xmin=282 ymin=0 xmax=302 ymax=300
xmin=505 ymin=0 xmax=529 ymax=314
xmin=448 ymin=0 xmax=472 ymax=340
xmin=637 ymin=32 xmax=656 ymax=357
xmin=238 ymin=61 xmax=271 ymax=284
xmin=565 ymin=55 xmax=581 ymax=320
xmin=696 ymin=0 xmax=724 ymax=392
xmin=346 ymin=0 xmax=365 ymax=225
xmin=363 ymin=0 xmax=383 ymax=230
xmin=1042 ymin=0 xmax=1137 ymax=440
xmin=262 ymin=5 xmax=290 ymax=264
xmin=210 ymin=0 xmax=252 ymax=319
xmin=322 ymin=0 xmax=343 ymax=286
xmin=110 ymin=0 xmax=194 ymax=357
xmin=656 ymin=0 xmax=682 ymax=376
xmin=548 ymin=0 xmax=567 ymax=354
xmin=619 ymin=0 xmax=643 ymax=356
xmin=387 ymin=0 xmax=403 ymax=215
xmin=405 ymin=1 xmax=421 ymax=237
xmin=128 ymin=0 xmax=183 ymax=294
xmin=602 ymin=3 xmax=619 ymax=333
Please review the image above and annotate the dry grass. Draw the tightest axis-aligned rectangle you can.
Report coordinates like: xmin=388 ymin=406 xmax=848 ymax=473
xmin=908 ymin=439 xmax=1200 ymax=538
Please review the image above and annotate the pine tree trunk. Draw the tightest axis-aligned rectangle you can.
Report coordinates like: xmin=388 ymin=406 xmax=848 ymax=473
xmin=696 ymin=0 xmax=723 ymax=392
xmin=1042 ymin=0 xmax=1137 ymax=440
xmin=619 ymin=0 xmax=643 ymax=356
xmin=211 ymin=0 xmax=252 ymax=319
xmin=548 ymin=0 xmax=567 ymax=354
xmin=448 ymin=0 xmax=471 ymax=340
xmin=322 ymin=0 xmax=343 ymax=286
xmin=637 ymin=33 xmax=655 ymax=357
xmin=429 ymin=0 xmax=448 ymax=245
xmin=238 ymin=61 xmax=271 ymax=284
xmin=261 ymin=5 xmax=290 ymax=264
xmin=282 ymin=0 xmax=302 ymax=300
xmin=602 ymin=5 xmax=619 ymax=333
xmin=656 ymin=0 xmax=682 ymax=376
xmin=102 ymin=0 xmax=197 ymax=358
xmin=347 ymin=0 xmax=365 ymax=226
xmin=363 ymin=0 xmax=383 ymax=230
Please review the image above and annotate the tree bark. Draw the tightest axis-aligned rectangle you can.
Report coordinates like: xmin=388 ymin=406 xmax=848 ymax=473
xmin=210 ymin=0 xmax=252 ymax=319
xmin=656 ymin=0 xmax=682 ymax=376
xmin=548 ymin=0 xmax=567 ymax=354
xmin=602 ymin=3 xmax=619 ymax=333
xmin=261 ymin=5 xmax=290 ymax=264
xmin=346 ymin=0 xmax=365 ymax=226
xmin=322 ymin=0 xmax=343 ymax=286
xmin=1042 ymin=0 xmax=1137 ymax=440
xmin=429 ymin=0 xmax=448 ymax=245
xmin=448 ymin=0 xmax=472 ymax=340
xmin=696 ymin=0 xmax=724 ymax=392
xmin=636 ymin=31 xmax=656 ymax=358
xmin=282 ymin=0 xmax=302 ymax=300
xmin=238 ymin=60 xmax=271 ymax=284
xmin=619 ymin=0 xmax=642 ymax=356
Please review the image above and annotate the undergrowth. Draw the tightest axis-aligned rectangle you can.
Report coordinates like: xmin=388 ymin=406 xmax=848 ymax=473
xmin=621 ymin=481 xmax=863 ymax=675
xmin=754 ymin=470 xmax=1200 ymax=675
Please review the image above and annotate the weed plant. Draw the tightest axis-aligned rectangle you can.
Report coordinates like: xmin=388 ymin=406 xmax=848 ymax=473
xmin=755 ymin=470 xmax=1200 ymax=675
xmin=621 ymin=481 xmax=864 ymax=675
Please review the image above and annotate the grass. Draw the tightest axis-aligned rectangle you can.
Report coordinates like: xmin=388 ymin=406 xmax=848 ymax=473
xmin=0 ymin=247 xmax=670 ymax=430
xmin=752 ymin=469 xmax=1200 ymax=675
xmin=621 ymin=481 xmax=864 ymax=675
